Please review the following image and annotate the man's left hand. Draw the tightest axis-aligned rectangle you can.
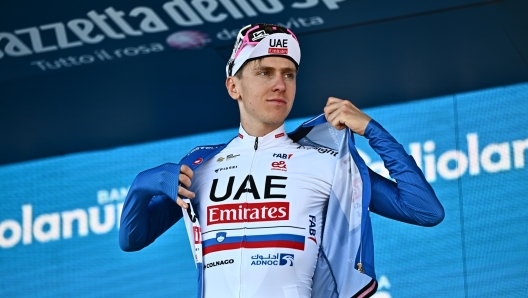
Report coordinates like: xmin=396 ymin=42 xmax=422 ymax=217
xmin=324 ymin=97 xmax=372 ymax=136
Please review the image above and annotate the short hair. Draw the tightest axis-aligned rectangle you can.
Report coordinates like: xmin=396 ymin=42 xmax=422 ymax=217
xmin=234 ymin=58 xmax=262 ymax=79
xmin=234 ymin=57 xmax=298 ymax=79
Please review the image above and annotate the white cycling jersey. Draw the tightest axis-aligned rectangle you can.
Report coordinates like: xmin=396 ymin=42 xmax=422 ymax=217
xmin=189 ymin=124 xmax=340 ymax=298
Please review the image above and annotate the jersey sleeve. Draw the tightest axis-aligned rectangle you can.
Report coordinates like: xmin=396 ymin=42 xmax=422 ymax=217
xmin=363 ymin=120 xmax=445 ymax=226
xmin=119 ymin=163 xmax=184 ymax=251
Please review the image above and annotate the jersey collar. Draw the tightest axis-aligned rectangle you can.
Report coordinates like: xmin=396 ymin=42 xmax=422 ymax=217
xmin=236 ymin=124 xmax=289 ymax=149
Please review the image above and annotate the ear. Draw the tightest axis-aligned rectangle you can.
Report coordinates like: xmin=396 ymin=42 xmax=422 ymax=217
xmin=226 ymin=76 xmax=241 ymax=100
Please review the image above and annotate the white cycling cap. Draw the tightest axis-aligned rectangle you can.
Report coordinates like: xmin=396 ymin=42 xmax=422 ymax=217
xmin=226 ymin=23 xmax=301 ymax=77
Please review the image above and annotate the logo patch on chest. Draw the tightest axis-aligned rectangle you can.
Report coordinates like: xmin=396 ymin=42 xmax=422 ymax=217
xmin=207 ymin=202 xmax=289 ymax=225
xmin=271 ymin=161 xmax=287 ymax=171
xmin=272 ymin=153 xmax=293 ymax=159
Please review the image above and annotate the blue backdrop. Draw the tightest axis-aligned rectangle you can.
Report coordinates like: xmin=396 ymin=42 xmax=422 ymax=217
xmin=1 ymin=82 xmax=527 ymax=297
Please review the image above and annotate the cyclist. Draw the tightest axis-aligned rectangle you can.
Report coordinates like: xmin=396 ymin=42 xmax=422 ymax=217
xmin=119 ymin=23 xmax=444 ymax=298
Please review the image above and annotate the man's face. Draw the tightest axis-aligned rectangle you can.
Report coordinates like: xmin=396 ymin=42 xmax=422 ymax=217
xmin=228 ymin=56 xmax=297 ymax=131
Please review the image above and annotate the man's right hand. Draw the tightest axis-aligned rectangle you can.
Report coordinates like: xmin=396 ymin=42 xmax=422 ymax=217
xmin=176 ymin=164 xmax=195 ymax=209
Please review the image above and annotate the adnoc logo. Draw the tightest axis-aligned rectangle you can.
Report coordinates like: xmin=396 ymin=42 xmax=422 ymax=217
xmin=250 ymin=253 xmax=294 ymax=266
xmin=279 ymin=253 xmax=294 ymax=266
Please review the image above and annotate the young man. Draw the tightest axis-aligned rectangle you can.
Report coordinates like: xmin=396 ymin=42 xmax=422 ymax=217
xmin=119 ymin=24 xmax=444 ymax=298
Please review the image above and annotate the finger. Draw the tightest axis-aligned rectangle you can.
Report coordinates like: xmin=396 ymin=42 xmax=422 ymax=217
xmin=323 ymin=102 xmax=340 ymax=117
xmin=324 ymin=97 xmax=343 ymax=111
xmin=324 ymin=101 xmax=345 ymax=121
xmin=176 ymin=197 xmax=189 ymax=209
xmin=330 ymin=116 xmax=347 ymax=130
xmin=326 ymin=96 xmax=343 ymax=105
xmin=326 ymin=106 xmax=347 ymax=130
xmin=178 ymin=185 xmax=195 ymax=199
xmin=325 ymin=102 xmax=343 ymax=123
xmin=179 ymin=173 xmax=192 ymax=188
xmin=180 ymin=164 xmax=194 ymax=180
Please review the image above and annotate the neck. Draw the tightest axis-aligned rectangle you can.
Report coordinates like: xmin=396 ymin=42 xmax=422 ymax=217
xmin=240 ymin=120 xmax=284 ymax=137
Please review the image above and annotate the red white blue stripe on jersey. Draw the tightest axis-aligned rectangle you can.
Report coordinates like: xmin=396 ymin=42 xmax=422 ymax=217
xmin=202 ymin=233 xmax=305 ymax=255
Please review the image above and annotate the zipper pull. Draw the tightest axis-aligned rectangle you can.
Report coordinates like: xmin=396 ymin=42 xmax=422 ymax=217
xmin=254 ymin=137 xmax=258 ymax=150
xmin=357 ymin=262 xmax=364 ymax=274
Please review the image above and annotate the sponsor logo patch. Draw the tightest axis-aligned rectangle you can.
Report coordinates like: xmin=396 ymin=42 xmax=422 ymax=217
xmin=192 ymin=157 xmax=203 ymax=165
xmin=189 ymin=146 xmax=218 ymax=155
xmin=271 ymin=161 xmax=287 ymax=171
xmin=275 ymin=132 xmax=285 ymax=138
xmin=226 ymin=154 xmax=240 ymax=160
xmin=204 ymin=258 xmax=234 ymax=269
xmin=273 ymin=153 xmax=292 ymax=159
xmin=193 ymin=226 xmax=201 ymax=244
xmin=296 ymin=145 xmax=338 ymax=157
xmin=268 ymin=48 xmax=288 ymax=55
xmin=250 ymin=253 xmax=295 ymax=266
xmin=167 ymin=30 xmax=211 ymax=49
xmin=269 ymin=38 xmax=288 ymax=47
xmin=252 ymin=30 xmax=269 ymax=41
xmin=216 ymin=154 xmax=239 ymax=163
xmin=207 ymin=202 xmax=289 ymax=225
xmin=210 ymin=175 xmax=287 ymax=202
xmin=308 ymin=215 xmax=317 ymax=244
xmin=215 ymin=165 xmax=237 ymax=173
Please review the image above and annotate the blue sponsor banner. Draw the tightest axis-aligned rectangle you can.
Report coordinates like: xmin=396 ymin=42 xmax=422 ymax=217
xmin=1 ymin=0 xmax=490 ymax=81
xmin=1 ymin=82 xmax=527 ymax=297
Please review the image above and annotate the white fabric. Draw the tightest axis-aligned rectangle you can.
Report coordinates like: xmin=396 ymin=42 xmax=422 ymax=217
xmin=187 ymin=124 xmax=341 ymax=298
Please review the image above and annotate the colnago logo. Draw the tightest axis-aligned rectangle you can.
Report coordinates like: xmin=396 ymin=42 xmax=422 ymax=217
xmin=250 ymin=253 xmax=294 ymax=266
xmin=207 ymin=202 xmax=289 ymax=225
xmin=360 ymin=133 xmax=528 ymax=182
xmin=0 ymin=0 xmax=346 ymax=60
xmin=204 ymin=258 xmax=234 ymax=269
xmin=0 ymin=187 xmax=128 ymax=249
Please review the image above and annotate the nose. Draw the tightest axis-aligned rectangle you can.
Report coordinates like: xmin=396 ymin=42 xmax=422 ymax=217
xmin=272 ymin=75 xmax=286 ymax=93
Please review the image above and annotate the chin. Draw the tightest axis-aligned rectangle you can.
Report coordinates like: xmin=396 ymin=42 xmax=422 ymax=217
xmin=265 ymin=116 xmax=288 ymax=125
xmin=269 ymin=109 xmax=290 ymax=120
